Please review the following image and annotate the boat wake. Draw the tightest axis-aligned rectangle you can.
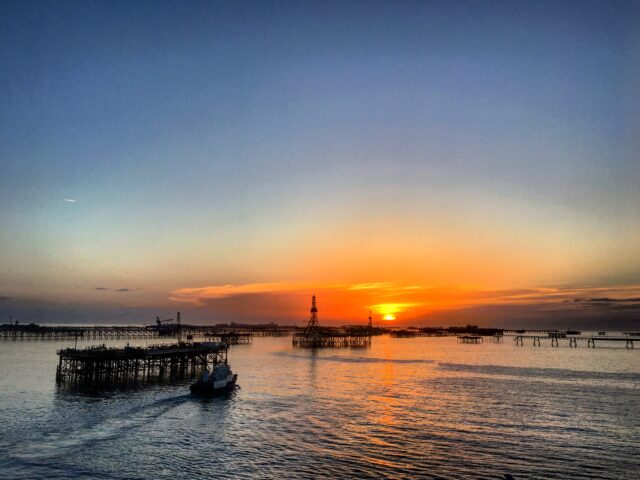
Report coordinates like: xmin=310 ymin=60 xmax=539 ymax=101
xmin=10 ymin=394 xmax=192 ymax=462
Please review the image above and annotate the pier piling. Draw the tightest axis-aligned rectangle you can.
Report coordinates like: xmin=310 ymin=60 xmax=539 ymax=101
xmin=56 ymin=342 xmax=228 ymax=386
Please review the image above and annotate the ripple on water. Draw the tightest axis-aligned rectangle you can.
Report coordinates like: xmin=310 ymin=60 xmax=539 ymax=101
xmin=1 ymin=337 xmax=639 ymax=479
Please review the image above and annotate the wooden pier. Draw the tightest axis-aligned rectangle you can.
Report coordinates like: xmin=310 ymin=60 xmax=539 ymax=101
xmin=205 ymin=332 xmax=253 ymax=345
xmin=388 ymin=326 xmax=504 ymax=338
xmin=504 ymin=329 xmax=581 ymax=336
xmin=1 ymin=321 xmax=300 ymax=341
xmin=389 ymin=329 xmax=424 ymax=338
xmin=1 ymin=324 xmax=160 ymax=341
xmin=292 ymin=331 xmax=371 ymax=348
xmin=457 ymin=335 xmax=483 ymax=344
xmin=56 ymin=342 xmax=228 ymax=386
xmin=514 ymin=335 xmax=638 ymax=348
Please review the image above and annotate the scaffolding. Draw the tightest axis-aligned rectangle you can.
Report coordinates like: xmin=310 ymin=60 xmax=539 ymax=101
xmin=56 ymin=342 xmax=228 ymax=386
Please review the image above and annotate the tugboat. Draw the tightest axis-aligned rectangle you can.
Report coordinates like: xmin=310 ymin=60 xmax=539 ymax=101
xmin=190 ymin=362 xmax=237 ymax=396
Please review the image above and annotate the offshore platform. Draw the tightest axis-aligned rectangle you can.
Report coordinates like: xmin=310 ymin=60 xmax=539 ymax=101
xmin=292 ymin=295 xmax=371 ymax=348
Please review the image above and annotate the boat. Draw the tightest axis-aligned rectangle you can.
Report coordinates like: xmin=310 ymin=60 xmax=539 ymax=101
xmin=190 ymin=363 xmax=237 ymax=396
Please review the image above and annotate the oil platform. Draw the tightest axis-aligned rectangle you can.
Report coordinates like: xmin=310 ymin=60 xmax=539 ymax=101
xmin=292 ymin=295 xmax=371 ymax=348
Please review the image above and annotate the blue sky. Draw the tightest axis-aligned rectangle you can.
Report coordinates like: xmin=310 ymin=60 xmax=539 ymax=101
xmin=1 ymin=1 xmax=638 ymax=326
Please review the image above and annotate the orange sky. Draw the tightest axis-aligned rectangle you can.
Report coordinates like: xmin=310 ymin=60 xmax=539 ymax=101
xmin=1 ymin=2 xmax=639 ymax=328
xmin=167 ymin=281 xmax=640 ymax=327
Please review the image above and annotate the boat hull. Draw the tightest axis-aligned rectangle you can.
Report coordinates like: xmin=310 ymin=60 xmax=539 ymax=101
xmin=190 ymin=374 xmax=238 ymax=396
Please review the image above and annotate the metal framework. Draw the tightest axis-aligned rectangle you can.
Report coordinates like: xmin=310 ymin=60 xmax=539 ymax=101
xmin=305 ymin=295 xmax=320 ymax=335
xmin=205 ymin=332 xmax=253 ymax=345
xmin=56 ymin=342 xmax=228 ymax=386
xmin=2 ymin=323 xmax=299 ymax=341
xmin=293 ymin=296 xmax=372 ymax=348
xmin=1 ymin=325 xmax=160 ymax=341
xmin=457 ymin=335 xmax=483 ymax=344
xmin=514 ymin=335 xmax=638 ymax=348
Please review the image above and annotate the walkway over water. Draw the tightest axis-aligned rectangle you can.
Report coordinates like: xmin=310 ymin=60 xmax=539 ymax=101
xmin=1 ymin=324 xmax=159 ymax=340
xmin=513 ymin=335 xmax=639 ymax=348
xmin=56 ymin=342 xmax=228 ymax=386
xmin=1 ymin=323 xmax=297 ymax=341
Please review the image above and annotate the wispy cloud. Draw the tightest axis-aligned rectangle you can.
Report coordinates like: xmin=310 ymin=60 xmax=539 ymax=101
xmin=168 ymin=281 xmax=640 ymax=323
xmin=94 ymin=286 xmax=135 ymax=293
xmin=346 ymin=282 xmax=396 ymax=291
xmin=169 ymin=283 xmax=298 ymax=305
xmin=63 ymin=198 xmax=76 ymax=202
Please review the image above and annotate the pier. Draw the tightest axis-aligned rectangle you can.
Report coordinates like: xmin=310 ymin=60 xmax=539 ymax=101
xmin=514 ymin=335 xmax=638 ymax=348
xmin=388 ymin=326 xmax=504 ymax=338
xmin=1 ymin=320 xmax=299 ymax=341
xmin=389 ymin=328 xmax=425 ymax=338
xmin=1 ymin=324 xmax=160 ymax=341
xmin=205 ymin=332 xmax=253 ymax=345
xmin=457 ymin=335 xmax=483 ymax=344
xmin=292 ymin=330 xmax=372 ymax=348
xmin=504 ymin=329 xmax=581 ymax=336
xmin=56 ymin=342 xmax=228 ymax=386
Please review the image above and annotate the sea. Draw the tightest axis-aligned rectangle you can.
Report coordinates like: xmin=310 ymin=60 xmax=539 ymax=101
xmin=1 ymin=334 xmax=639 ymax=479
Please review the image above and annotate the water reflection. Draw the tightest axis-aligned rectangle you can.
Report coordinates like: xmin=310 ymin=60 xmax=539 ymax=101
xmin=1 ymin=336 xmax=639 ymax=479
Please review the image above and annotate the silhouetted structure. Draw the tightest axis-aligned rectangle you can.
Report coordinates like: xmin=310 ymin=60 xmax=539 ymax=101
xmin=205 ymin=332 xmax=253 ymax=345
xmin=457 ymin=335 xmax=483 ymax=344
xmin=56 ymin=342 xmax=228 ymax=386
xmin=514 ymin=334 xmax=638 ymax=348
xmin=1 ymin=324 xmax=159 ymax=340
xmin=292 ymin=296 xmax=371 ymax=348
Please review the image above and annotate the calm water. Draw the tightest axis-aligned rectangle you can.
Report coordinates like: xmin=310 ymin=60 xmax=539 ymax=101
xmin=1 ymin=335 xmax=639 ymax=479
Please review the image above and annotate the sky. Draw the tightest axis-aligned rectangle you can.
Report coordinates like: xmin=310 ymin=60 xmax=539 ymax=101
xmin=1 ymin=1 xmax=639 ymax=328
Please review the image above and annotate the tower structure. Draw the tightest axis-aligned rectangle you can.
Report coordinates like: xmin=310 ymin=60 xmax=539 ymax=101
xmin=368 ymin=311 xmax=373 ymax=330
xmin=305 ymin=295 xmax=319 ymax=335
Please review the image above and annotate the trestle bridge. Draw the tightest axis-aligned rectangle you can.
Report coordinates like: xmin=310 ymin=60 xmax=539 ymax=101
xmin=1 ymin=322 xmax=297 ymax=341
xmin=513 ymin=334 xmax=638 ymax=348
xmin=56 ymin=342 xmax=228 ymax=386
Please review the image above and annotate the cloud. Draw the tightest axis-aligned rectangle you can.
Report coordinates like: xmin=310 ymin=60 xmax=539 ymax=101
xmin=370 ymin=302 xmax=423 ymax=316
xmin=94 ymin=287 xmax=109 ymax=291
xmin=169 ymin=282 xmax=640 ymax=308
xmin=580 ymin=297 xmax=640 ymax=303
xmin=116 ymin=288 xmax=132 ymax=292
xmin=169 ymin=283 xmax=301 ymax=305
xmin=346 ymin=282 xmax=396 ymax=291
xmin=167 ymin=281 xmax=640 ymax=327
xmin=63 ymin=198 xmax=76 ymax=202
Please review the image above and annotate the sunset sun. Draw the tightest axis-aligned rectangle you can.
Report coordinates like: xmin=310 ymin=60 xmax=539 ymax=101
xmin=383 ymin=314 xmax=396 ymax=321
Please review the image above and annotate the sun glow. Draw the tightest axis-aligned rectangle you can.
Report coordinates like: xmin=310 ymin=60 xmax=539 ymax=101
xmin=372 ymin=303 xmax=419 ymax=321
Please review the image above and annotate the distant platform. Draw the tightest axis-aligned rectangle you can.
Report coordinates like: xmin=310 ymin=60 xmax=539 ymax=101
xmin=457 ymin=335 xmax=483 ymax=344
xmin=292 ymin=331 xmax=371 ymax=348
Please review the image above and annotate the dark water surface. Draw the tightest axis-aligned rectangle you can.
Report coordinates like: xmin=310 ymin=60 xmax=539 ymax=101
xmin=1 ymin=336 xmax=639 ymax=479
